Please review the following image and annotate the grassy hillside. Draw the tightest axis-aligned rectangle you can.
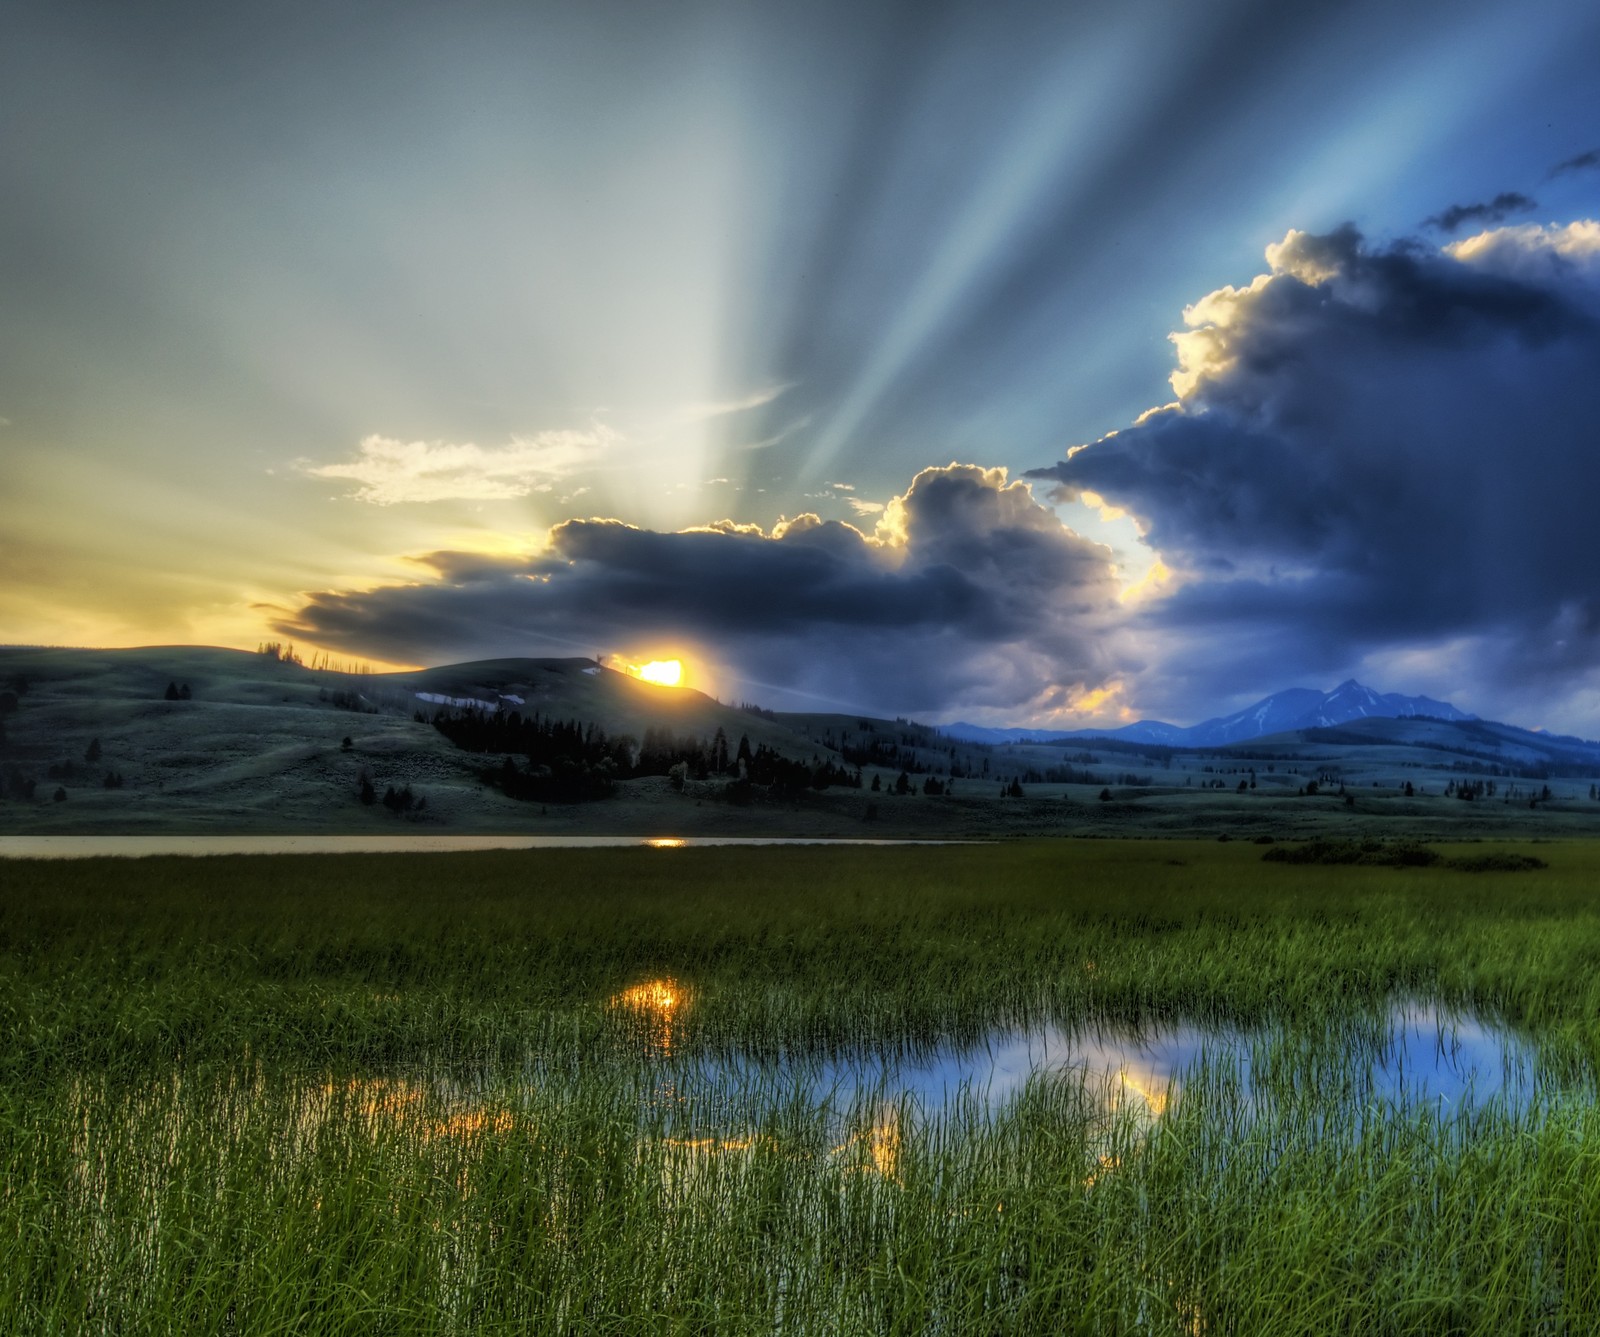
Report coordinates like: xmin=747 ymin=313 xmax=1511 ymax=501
xmin=0 ymin=646 xmax=844 ymax=835
xmin=4 ymin=645 xmax=1600 ymax=838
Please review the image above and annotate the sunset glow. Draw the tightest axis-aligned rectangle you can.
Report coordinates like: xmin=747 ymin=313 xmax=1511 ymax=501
xmin=613 ymin=980 xmax=682 ymax=1013
xmin=611 ymin=979 xmax=687 ymax=1057
xmin=6 ymin=0 xmax=1600 ymax=729
xmin=629 ymin=660 xmax=684 ymax=688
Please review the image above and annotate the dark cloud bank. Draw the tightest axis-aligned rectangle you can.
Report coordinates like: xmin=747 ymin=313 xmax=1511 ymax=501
xmin=1030 ymin=219 xmax=1600 ymax=727
xmin=279 ymin=464 xmax=1127 ymax=716
xmin=285 ymin=219 xmax=1600 ymax=730
xmin=1424 ymin=192 xmax=1535 ymax=233
xmin=1551 ymin=147 xmax=1600 ymax=177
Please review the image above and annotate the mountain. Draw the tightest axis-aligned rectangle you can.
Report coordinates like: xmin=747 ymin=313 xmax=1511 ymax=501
xmin=943 ymin=680 xmax=1476 ymax=749
xmin=1180 ymin=680 xmax=1475 ymax=747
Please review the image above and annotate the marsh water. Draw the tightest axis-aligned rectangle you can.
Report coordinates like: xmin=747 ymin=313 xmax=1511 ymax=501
xmin=0 ymin=834 xmax=967 ymax=858
xmin=227 ymin=998 xmax=1556 ymax=1208
xmin=716 ymin=1008 xmax=1525 ymax=1113
xmin=604 ymin=997 xmax=1551 ymax=1140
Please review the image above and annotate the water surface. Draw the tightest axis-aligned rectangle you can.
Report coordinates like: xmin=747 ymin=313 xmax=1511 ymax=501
xmin=0 ymin=834 xmax=968 ymax=859
xmin=612 ymin=992 xmax=1550 ymax=1143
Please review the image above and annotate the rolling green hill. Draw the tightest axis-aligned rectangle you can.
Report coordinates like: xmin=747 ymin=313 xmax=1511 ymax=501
xmin=0 ymin=646 xmax=858 ymax=835
xmin=3 ymin=645 xmax=1600 ymax=839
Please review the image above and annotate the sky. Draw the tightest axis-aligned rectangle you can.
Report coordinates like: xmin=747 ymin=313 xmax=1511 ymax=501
xmin=5 ymin=0 xmax=1600 ymax=731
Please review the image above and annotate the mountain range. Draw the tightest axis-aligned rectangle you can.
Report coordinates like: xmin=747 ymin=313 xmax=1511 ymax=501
xmin=944 ymin=680 xmax=1476 ymax=748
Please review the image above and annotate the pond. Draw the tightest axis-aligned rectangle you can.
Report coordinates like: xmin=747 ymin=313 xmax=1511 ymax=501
xmin=233 ymin=992 xmax=1556 ymax=1207
xmin=606 ymin=989 xmax=1548 ymax=1144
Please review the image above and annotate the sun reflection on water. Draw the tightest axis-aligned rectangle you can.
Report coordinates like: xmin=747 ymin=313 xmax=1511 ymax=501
xmin=614 ymin=979 xmax=683 ymax=1012
xmin=1107 ymin=1064 xmax=1172 ymax=1119
xmin=1082 ymin=1154 xmax=1122 ymax=1190
xmin=663 ymin=1134 xmax=758 ymax=1152
xmin=611 ymin=978 xmax=687 ymax=1057
xmin=317 ymin=1077 xmax=517 ymax=1144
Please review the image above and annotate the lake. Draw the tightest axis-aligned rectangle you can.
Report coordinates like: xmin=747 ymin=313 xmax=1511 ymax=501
xmin=0 ymin=834 xmax=969 ymax=859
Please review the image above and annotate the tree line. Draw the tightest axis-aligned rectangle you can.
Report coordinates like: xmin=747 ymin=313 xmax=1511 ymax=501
xmin=427 ymin=707 xmax=862 ymax=804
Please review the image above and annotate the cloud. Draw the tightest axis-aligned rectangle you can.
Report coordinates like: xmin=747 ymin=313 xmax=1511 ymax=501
xmin=1445 ymin=219 xmax=1600 ymax=282
xmin=737 ymin=414 xmax=812 ymax=451
xmin=1029 ymin=220 xmax=1600 ymax=726
xmin=299 ymin=427 xmax=617 ymax=504
xmin=1423 ymin=191 xmax=1536 ymax=233
xmin=680 ymin=384 xmax=793 ymax=421
xmin=1551 ymin=148 xmax=1600 ymax=177
xmin=277 ymin=463 xmax=1129 ymax=716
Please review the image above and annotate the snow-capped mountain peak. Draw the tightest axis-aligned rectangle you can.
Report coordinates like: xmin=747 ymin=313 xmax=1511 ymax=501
xmin=940 ymin=680 xmax=1474 ymax=748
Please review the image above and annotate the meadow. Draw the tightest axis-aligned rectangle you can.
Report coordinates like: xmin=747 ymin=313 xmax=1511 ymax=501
xmin=4 ymin=839 xmax=1600 ymax=1333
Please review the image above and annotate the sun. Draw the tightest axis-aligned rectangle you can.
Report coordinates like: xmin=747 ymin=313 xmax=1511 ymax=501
xmin=616 ymin=654 xmax=689 ymax=688
xmin=634 ymin=659 xmax=683 ymax=687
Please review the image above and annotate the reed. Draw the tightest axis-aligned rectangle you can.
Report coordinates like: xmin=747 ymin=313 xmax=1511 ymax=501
xmin=1 ymin=838 xmax=1597 ymax=1332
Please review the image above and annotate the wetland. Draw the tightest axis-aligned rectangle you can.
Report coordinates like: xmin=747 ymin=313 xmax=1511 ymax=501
xmin=4 ymin=839 xmax=1599 ymax=1333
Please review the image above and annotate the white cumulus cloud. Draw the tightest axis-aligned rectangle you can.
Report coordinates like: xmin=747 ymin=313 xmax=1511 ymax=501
xmin=300 ymin=427 xmax=618 ymax=505
xmin=1446 ymin=219 xmax=1600 ymax=283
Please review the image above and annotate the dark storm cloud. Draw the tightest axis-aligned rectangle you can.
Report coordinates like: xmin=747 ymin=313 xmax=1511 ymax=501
xmin=733 ymin=0 xmax=1521 ymax=483
xmin=278 ymin=464 xmax=1129 ymax=715
xmin=1029 ymin=222 xmax=1600 ymax=715
xmin=1551 ymin=148 xmax=1600 ymax=177
xmin=1423 ymin=191 xmax=1536 ymax=232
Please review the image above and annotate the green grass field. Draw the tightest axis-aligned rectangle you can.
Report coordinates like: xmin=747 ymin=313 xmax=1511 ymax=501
xmin=4 ymin=840 xmax=1599 ymax=1333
